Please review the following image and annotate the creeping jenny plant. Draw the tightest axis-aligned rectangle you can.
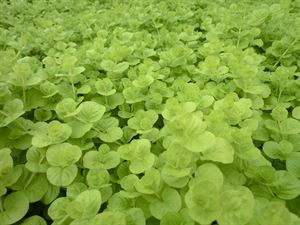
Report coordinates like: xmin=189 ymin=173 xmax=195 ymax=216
xmin=1 ymin=0 xmax=300 ymax=224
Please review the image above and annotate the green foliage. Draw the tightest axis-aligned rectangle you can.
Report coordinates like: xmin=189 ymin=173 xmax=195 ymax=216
xmin=1 ymin=0 xmax=300 ymax=224
xmin=118 ymin=139 xmax=155 ymax=174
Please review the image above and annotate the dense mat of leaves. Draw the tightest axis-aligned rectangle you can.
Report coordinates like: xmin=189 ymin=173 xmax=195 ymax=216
xmin=1 ymin=0 xmax=300 ymax=224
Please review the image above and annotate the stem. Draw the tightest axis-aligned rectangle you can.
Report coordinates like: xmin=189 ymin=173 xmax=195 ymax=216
xmin=92 ymin=126 xmax=102 ymax=133
xmin=70 ymin=77 xmax=76 ymax=99
xmin=151 ymin=18 xmax=161 ymax=44
xmin=71 ymin=81 xmax=76 ymax=97
xmin=236 ymin=27 xmax=242 ymax=48
xmin=273 ymin=39 xmax=298 ymax=68
xmin=22 ymin=86 xmax=26 ymax=108
xmin=115 ymin=141 xmax=123 ymax=146
xmin=14 ymin=46 xmax=25 ymax=60
xmin=277 ymin=121 xmax=285 ymax=140
xmin=68 ymin=70 xmax=76 ymax=98
xmin=0 ymin=110 xmax=9 ymax=117
xmin=267 ymin=186 xmax=275 ymax=197
xmin=277 ymin=88 xmax=285 ymax=140
xmin=277 ymin=88 xmax=283 ymax=103
xmin=39 ymin=155 xmax=45 ymax=164
xmin=58 ymin=215 xmax=69 ymax=224
xmin=154 ymin=193 xmax=161 ymax=200
xmin=24 ymin=172 xmax=36 ymax=189
xmin=21 ymin=73 xmax=26 ymax=108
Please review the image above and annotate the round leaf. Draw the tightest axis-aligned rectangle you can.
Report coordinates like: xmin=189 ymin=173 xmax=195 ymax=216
xmin=46 ymin=164 xmax=78 ymax=187
xmin=150 ymin=187 xmax=182 ymax=219
xmin=0 ymin=191 xmax=29 ymax=225
xmin=66 ymin=189 xmax=102 ymax=219
xmin=46 ymin=143 xmax=82 ymax=167
xmin=20 ymin=216 xmax=47 ymax=225
xmin=218 ymin=186 xmax=254 ymax=225
xmin=286 ymin=152 xmax=300 ymax=178
xmin=75 ymin=101 xmax=106 ymax=124
xmin=86 ymin=169 xmax=110 ymax=189
xmin=47 ymin=120 xmax=72 ymax=144
xmin=271 ymin=170 xmax=300 ymax=200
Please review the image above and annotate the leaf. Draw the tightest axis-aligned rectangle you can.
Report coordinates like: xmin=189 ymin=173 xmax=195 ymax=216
xmin=292 ymin=106 xmax=300 ymax=120
xmin=41 ymin=183 xmax=60 ymax=205
xmin=46 ymin=164 xmax=78 ymax=187
xmin=86 ymin=169 xmax=110 ymax=189
xmin=98 ymin=127 xmax=123 ymax=142
xmin=256 ymin=201 xmax=291 ymax=225
xmin=46 ymin=143 xmax=82 ymax=167
xmin=263 ymin=140 xmax=293 ymax=160
xmin=55 ymin=98 xmax=77 ymax=119
xmin=48 ymin=120 xmax=72 ymax=144
xmin=107 ymin=192 xmax=131 ymax=211
xmin=77 ymin=84 xmax=91 ymax=94
xmin=183 ymin=131 xmax=216 ymax=153
xmin=95 ymin=78 xmax=116 ymax=96
xmin=93 ymin=211 xmax=126 ymax=225
xmin=67 ymin=182 xmax=88 ymax=200
xmin=0 ymin=191 xmax=29 ymax=225
xmin=271 ymin=170 xmax=300 ymax=200
xmin=95 ymin=116 xmax=119 ymax=131
xmin=48 ymin=197 xmax=71 ymax=221
xmin=20 ymin=216 xmax=47 ymax=225
xmin=66 ymin=189 xmax=102 ymax=219
xmin=255 ymin=165 xmax=276 ymax=185
xmin=161 ymin=173 xmax=190 ymax=189
xmin=8 ymin=61 xmax=43 ymax=86
xmin=160 ymin=213 xmax=183 ymax=225
xmin=126 ymin=208 xmax=145 ymax=225
xmin=25 ymin=147 xmax=48 ymax=173
xmin=34 ymin=108 xmax=52 ymax=121
xmin=134 ymin=168 xmax=161 ymax=195
xmin=150 ymin=187 xmax=182 ymax=219
xmin=286 ymin=152 xmax=300 ymax=178
xmin=23 ymin=174 xmax=49 ymax=202
xmin=185 ymin=180 xmax=221 ymax=224
xmin=0 ymin=148 xmax=13 ymax=178
xmin=83 ymin=149 xmax=120 ymax=170
xmin=127 ymin=110 xmax=158 ymax=133
xmin=69 ymin=218 xmax=93 ymax=225
xmin=118 ymin=139 xmax=155 ymax=174
xmin=74 ymin=101 xmax=106 ymax=124
xmin=195 ymin=163 xmax=224 ymax=189
xmin=163 ymin=143 xmax=193 ymax=179
xmin=0 ymin=165 xmax=22 ymax=189
xmin=100 ymin=60 xmax=116 ymax=72
xmin=67 ymin=121 xmax=93 ymax=138
xmin=218 ymin=186 xmax=254 ymax=225
xmin=40 ymin=81 xmax=59 ymax=98
xmin=200 ymin=137 xmax=234 ymax=164
xmin=123 ymin=87 xmax=144 ymax=104
xmin=280 ymin=118 xmax=300 ymax=134
xmin=31 ymin=134 xmax=51 ymax=148
xmin=271 ymin=105 xmax=288 ymax=121
xmin=132 ymin=75 xmax=154 ymax=88
xmin=0 ymin=99 xmax=24 ymax=127
xmin=162 ymin=99 xmax=197 ymax=121
xmin=114 ymin=62 xmax=129 ymax=73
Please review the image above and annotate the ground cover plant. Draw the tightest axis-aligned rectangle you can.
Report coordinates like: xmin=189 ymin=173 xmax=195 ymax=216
xmin=1 ymin=0 xmax=300 ymax=224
